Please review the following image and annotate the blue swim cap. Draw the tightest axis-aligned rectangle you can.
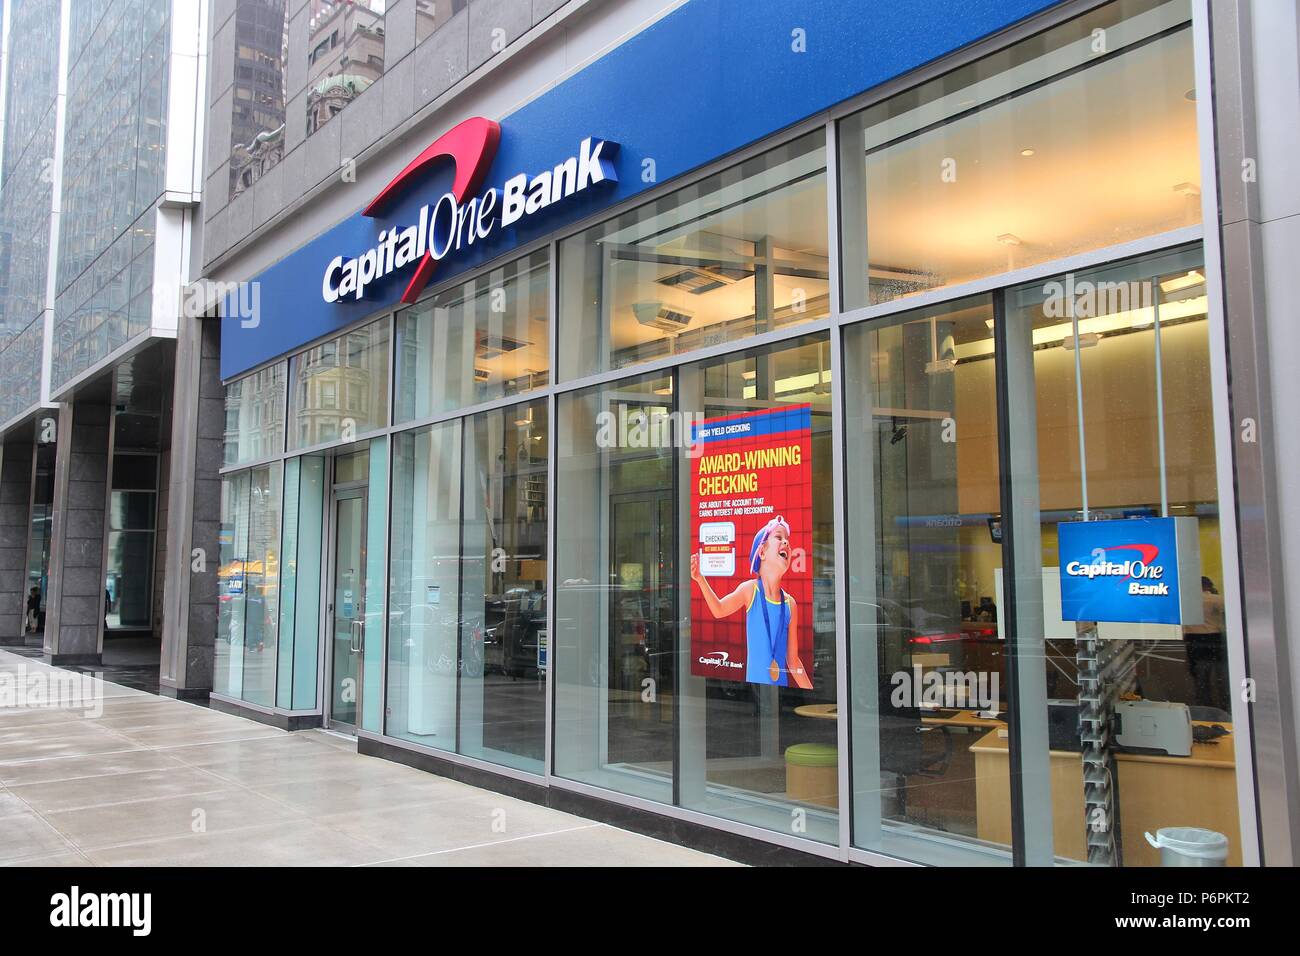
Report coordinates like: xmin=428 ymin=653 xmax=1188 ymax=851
xmin=749 ymin=515 xmax=790 ymax=574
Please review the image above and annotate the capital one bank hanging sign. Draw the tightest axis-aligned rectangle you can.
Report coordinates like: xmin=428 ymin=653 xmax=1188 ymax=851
xmin=321 ymin=116 xmax=619 ymax=305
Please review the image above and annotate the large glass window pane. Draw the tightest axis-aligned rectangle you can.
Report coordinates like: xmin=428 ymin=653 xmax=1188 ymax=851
xmin=25 ymin=441 xmax=56 ymax=634
xmin=415 ymin=0 xmax=465 ymax=44
xmin=228 ymin=0 xmax=288 ymax=199
xmin=839 ymin=0 xmax=1197 ymax=308
xmin=554 ymin=370 xmax=676 ymax=802
xmin=459 ymin=399 xmax=548 ymax=773
xmin=677 ymin=334 xmax=838 ymax=843
xmin=216 ymin=471 xmax=252 ymax=699
xmin=288 ymin=319 xmax=389 ymax=450
xmin=844 ymin=296 xmax=1012 ymax=865
xmin=242 ymin=463 xmax=283 ymax=707
xmin=306 ymin=0 xmax=385 ymax=137
xmin=395 ymin=250 xmax=549 ymax=422
xmin=224 ymin=362 xmax=287 ymax=465
xmin=559 ymin=131 xmax=828 ymax=380
xmin=1006 ymin=247 xmax=1241 ymax=866
xmin=105 ymin=453 xmax=159 ymax=631
xmin=387 ymin=420 xmax=463 ymax=748
xmin=277 ymin=455 xmax=326 ymax=710
xmin=362 ymin=436 xmax=388 ymax=733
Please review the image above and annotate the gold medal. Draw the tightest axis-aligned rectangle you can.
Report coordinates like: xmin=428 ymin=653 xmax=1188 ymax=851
xmin=770 ymin=659 xmax=780 ymax=683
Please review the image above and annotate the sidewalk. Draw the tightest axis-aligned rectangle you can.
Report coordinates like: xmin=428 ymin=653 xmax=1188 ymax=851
xmin=0 ymin=650 xmax=736 ymax=867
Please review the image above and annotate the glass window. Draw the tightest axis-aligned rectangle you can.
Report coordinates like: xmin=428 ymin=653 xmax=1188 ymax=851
xmin=224 ymin=362 xmax=287 ymax=466
xmin=844 ymin=296 xmax=1012 ymax=864
xmin=288 ymin=319 xmax=389 ymax=450
xmin=554 ymin=334 xmax=839 ymax=840
xmin=415 ymin=0 xmax=465 ymax=45
xmin=394 ymin=250 xmax=549 ymax=422
xmin=105 ymin=454 xmax=159 ymax=631
xmin=1005 ymin=247 xmax=1240 ymax=866
xmin=214 ymin=464 xmax=283 ymax=706
xmin=229 ymin=0 xmax=289 ymax=200
xmin=216 ymin=471 xmax=252 ymax=699
xmin=306 ymin=0 xmax=385 ymax=137
xmin=386 ymin=400 xmax=548 ymax=771
xmin=839 ymin=0 xmax=1198 ymax=308
xmin=243 ymin=464 xmax=283 ymax=707
xmin=677 ymin=334 xmax=838 ymax=843
xmin=277 ymin=455 xmax=326 ymax=710
xmin=458 ymin=400 xmax=548 ymax=772
xmin=387 ymin=419 xmax=463 ymax=747
xmin=554 ymin=368 xmax=676 ymax=802
xmin=558 ymin=131 xmax=828 ymax=380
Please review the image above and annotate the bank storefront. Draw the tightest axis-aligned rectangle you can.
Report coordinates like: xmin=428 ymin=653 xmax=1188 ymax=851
xmin=212 ymin=0 xmax=1256 ymax=865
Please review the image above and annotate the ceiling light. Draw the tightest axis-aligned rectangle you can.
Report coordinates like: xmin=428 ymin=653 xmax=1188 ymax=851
xmin=1159 ymin=270 xmax=1205 ymax=294
xmin=1172 ymin=181 xmax=1201 ymax=198
xmin=925 ymin=357 xmax=958 ymax=374
xmin=741 ymin=370 xmax=756 ymax=380
xmin=1184 ymin=88 xmax=1196 ymax=102
xmin=1061 ymin=332 xmax=1101 ymax=351
xmin=996 ymin=233 xmax=1022 ymax=246
xmin=1020 ymin=147 xmax=1035 ymax=157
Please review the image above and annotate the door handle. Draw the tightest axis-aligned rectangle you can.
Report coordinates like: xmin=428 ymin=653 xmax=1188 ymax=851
xmin=349 ymin=619 xmax=365 ymax=653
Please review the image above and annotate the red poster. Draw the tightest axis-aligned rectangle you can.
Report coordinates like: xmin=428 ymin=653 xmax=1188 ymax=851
xmin=689 ymin=404 xmax=814 ymax=688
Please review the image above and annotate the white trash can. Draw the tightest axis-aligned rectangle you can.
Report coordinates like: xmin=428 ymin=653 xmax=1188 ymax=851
xmin=1144 ymin=827 xmax=1229 ymax=867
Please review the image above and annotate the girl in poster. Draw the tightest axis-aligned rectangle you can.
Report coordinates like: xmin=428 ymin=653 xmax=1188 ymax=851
xmin=690 ymin=515 xmax=813 ymax=688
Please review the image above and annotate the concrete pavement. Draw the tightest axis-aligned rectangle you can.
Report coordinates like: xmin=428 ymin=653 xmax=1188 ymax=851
xmin=0 ymin=649 xmax=737 ymax=867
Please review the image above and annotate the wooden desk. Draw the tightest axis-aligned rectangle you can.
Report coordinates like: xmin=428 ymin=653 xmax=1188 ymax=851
xmin=971 ymin=724 xmax=1241 ymax=866
xmin=793 ymin=704 xmax=1004 ymax=731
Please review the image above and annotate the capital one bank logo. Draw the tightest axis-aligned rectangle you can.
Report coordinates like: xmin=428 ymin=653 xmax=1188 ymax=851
xmin=322 ymin=116 xmax=619 ymax=305
xmin=697 ymin=650 xmax=742 ymax=671
xmin=1065 ymin=543 xmax=1168 ymax=596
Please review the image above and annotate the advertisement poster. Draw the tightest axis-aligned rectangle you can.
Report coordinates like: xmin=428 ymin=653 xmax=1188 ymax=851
xmin=689 ymin=404 xmax=814 ymax=688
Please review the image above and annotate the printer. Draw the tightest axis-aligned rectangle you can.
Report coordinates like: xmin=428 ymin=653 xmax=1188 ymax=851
xmin=1114 ymin=699 xmax=1193 ymax=757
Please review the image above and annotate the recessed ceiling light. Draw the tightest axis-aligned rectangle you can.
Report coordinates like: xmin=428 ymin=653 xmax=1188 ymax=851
xmin=1159 ymin=270 xmax=1205 ymax=294
xmin=1020 ymin=147 xmax=1035 ymax=157
xmin=1184 ymin=88 xmax=1196 ymax=101
xmin=996 ymin=233 xmax=1022 ymax=246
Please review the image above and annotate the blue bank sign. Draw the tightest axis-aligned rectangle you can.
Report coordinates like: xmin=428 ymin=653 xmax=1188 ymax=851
xmin=1057 ymin=517 xmax=1203 ymax=626
xmin=220 ymin=0 xmax=1061 ymax=380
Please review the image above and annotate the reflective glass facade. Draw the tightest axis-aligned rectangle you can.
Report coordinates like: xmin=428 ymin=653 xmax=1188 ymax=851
xmin=0 ymin=0 xmax=61 ymax=422
xmin=52 ymin=0 xmax=170 ymax=389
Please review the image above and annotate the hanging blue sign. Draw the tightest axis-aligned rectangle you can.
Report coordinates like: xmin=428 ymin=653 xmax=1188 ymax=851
xmin=1057 ymin=517 xmax=1203 ymax=626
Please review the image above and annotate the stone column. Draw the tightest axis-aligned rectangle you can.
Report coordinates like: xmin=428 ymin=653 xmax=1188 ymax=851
xmin=43 ymin=398 xmax=111 ymax=664
xmin=159 ymin=316 xmax=223 ymax=698
xmin=0 ymin=440 xmax=34 ymax=644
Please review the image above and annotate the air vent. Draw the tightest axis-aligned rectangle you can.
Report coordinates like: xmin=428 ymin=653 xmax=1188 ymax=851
xmin=655 ymin=263 xmax=751 ymax=295
xmin=632 ymin=302 xmax=694 ymax=332
xmin=475 ymin=331 xmax=530 ymax=360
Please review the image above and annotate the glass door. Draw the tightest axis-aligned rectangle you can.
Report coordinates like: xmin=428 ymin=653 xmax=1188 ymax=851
xmin=328 ymin=490 xmax=367 ymax=731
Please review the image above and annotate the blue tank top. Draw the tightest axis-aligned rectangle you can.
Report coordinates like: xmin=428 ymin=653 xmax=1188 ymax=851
xmin=745 ymin=584 xmax=791 ymax=686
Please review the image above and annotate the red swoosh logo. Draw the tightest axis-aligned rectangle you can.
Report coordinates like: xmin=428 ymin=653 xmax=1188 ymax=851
xmin=362 ymin=116 xmax=501 ymax=303
xmin=1103 ymin=543 xmax=1159 ymax=579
